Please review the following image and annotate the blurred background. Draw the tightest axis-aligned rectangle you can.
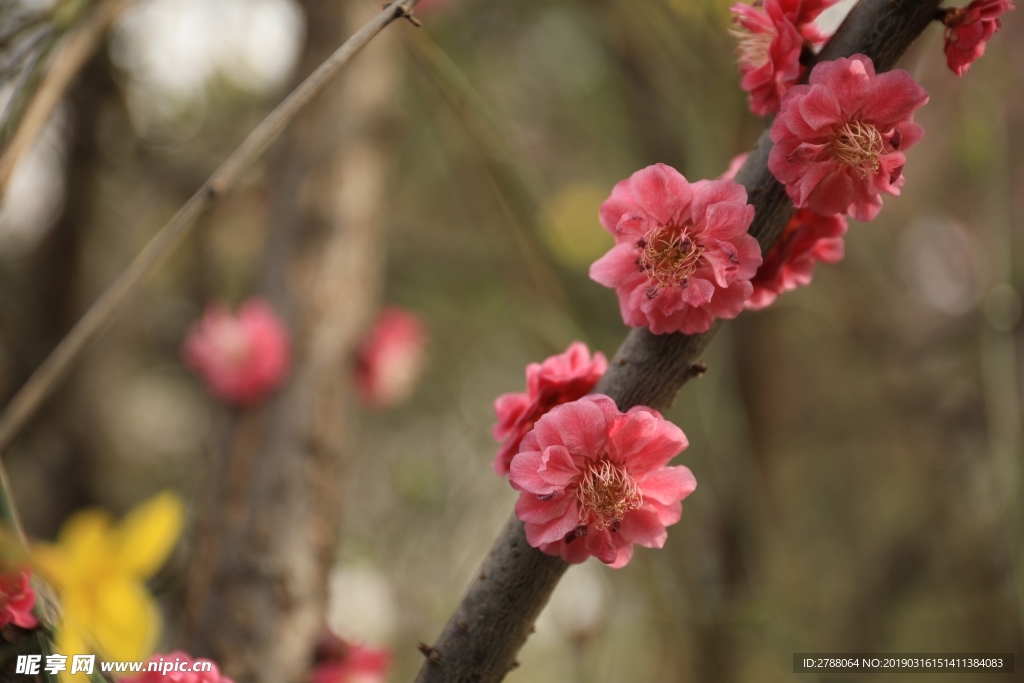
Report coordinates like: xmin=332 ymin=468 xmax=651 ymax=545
xmin=1 ymin=0 xmax=1023 ymax=680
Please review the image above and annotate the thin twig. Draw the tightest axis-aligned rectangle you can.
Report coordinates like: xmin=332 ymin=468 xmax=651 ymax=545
xmin=0 ymin=0 xmax=420 ymax=455
xmin=412 ymin=1 xmax=943 ymax=681
xmin=0 ymin=0 xmax=129 ymax=198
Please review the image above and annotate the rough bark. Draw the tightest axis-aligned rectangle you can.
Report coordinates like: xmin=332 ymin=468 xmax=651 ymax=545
xmin=179 ymin=2 xmax=400 ymax=681
xmin=413 ymin=1 xmax=942 ymax=682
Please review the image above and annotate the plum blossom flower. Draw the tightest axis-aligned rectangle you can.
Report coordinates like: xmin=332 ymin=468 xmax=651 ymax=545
xmin=768 ymin=54 xmax=929 ymax=222
xmin=746 ymin=209 xmax=846 ymax=309
xmin=589 ymin=164 xmax=760 ymax=334
xmin=182 ymin=299 xmax=290 ymax=405
xmin=119 ymin=651 xmax=233 ymax=683
xmin=0 ymin=568 xmax=37 ymax=629
xmin=311 ymin=632 xmax=390 ymax=683
xmin=355 ymin=307 xmax=428 ymax=409
xmin=492 ymin=342 xmax=608 ymax=475
xmin=730 ymin=0 xmax=838 ymax=115
xmin=942 ymin=0 xmax=1014 ymax=76
xmin=509 ymin=395 xmax=696 ymax=568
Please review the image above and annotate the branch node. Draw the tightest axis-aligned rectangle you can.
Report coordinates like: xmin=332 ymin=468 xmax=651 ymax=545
xmin=418 ymin=643 xmax=442 ymax=662
xmin=684 ymin=362 xmax=708 ymax=380
xmin=393 ymin=3 xmax=422 ymax=27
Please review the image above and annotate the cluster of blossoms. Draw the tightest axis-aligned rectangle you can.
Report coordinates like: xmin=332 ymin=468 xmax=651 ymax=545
xmin=182 ymin=298 xmax=291 ymax=405
xmin=730 ymin=0 xmax=839 ymax=115
xmin=501 ymin=0 xmax=1015 ymax=567
xmin=492 ymin=342 xmax=607 ymax=474
xmin=493 ymin=345 xmax=696 ymax=567
xmin=731 ymin=0 xmax=1013 ymax=117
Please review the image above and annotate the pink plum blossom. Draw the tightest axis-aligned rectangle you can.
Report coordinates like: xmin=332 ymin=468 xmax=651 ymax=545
xmin=509 ymin=395 xmax=696 ymax=568
xmin=182 ymin=299 xmax=291 ymax=406
xmin=356 ymin=306 xmax=428 ymax=409
xmin=942 ymin=0 xmax=1014 ymax=76
xmin=768 ymin=54 xmax=928 ymax=222
xmin=730 ymin=0 xmax=838 ymax=115
xmin=589 ymin=164 xmax=761 ymax=335
xmin=119 ymin=652 xmax=233 ymax=683
xmin=311 ymin=633 xmax=390 ymax=683
xmin=492 ymin=342 xmax=608 ymax=476
xmin=746 ymin=208 xmax=846 ymax=309
xmin=0 ymin=568 xmax=37 ymax=629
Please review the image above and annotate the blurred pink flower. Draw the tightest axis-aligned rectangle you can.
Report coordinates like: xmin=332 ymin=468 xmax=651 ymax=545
xmin=356 ymin=307 xmax=428 ymax=409
xmin=730 ymin=0 xmax=837 ymax=115
xmin=768 ymin=54 xmax=928 ymax=222
xmin=120 ymin=651 xmax=233 ymax=683
xmin=589 ymin=163 xmax=760 ymax=334
xmin=509 ymin=395 xmax=696 ymax=568
xmin=492 ymin=342 xmax=608 ymax=476
xmin=311 ymin=633 xmax=390 ymax=683
xmin=0 ymin=568 xmax=37 ymax=629
xmin=746 ymin=208 xmax=846 ymax=309
xmin=182 ymin=299 xmax=291 ymax=406
xmin=943 ymin=0 xmax=1014 ymax=76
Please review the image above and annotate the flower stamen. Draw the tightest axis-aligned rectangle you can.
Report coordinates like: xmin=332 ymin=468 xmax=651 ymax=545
xmin=636 ymin=226 xmax=704 ymax=296
xmin=577 ymin=460 xmax=643 ymax=531
xmin=831 ymin=120 xmax=885 ymax=178
xmin=729 ymin=26 xmax=774 ymax=68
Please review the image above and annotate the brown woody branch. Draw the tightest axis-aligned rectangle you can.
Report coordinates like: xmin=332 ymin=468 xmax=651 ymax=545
xmin=412 ymin=1 xmax=942 ymax=681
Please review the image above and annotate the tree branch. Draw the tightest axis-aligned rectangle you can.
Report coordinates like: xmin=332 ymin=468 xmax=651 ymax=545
xmin=0 ymin=0 xmax=419 ymax=456
xmin=412 ymin=1 xmax=942 ymax=681
xmin=0 ymin=0 xmax=130 ymax=200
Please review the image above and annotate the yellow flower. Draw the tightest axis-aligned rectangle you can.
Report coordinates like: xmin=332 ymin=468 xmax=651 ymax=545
xmin=32 ymin=491 xmax=184 ymax=677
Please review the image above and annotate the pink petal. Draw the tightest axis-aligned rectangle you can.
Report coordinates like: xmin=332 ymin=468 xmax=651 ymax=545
xmin=797 ymin=88 xmax=842 ymax=130
xmin=700 ymin=202 xmax=755 ymax=240
xmin=690 ymin=179 xmax=748 ymax=227
xmin=862 ymin=69 xmax=929 ymax=125
xmin=637 ymin=465 xmax=697 ymax=504
xmin=550 ymin=399 xmax=608 ymax=460
xmin=590 ymin=243 xmax=644 ymax=288
xmin=619 ymin=507 xmax=668 ymax=548
xmin=524 ymin=507 xmax=581 ymax=546
xmin=807 ymin=167 xmax=856 ymax=216
xmin=537 ymin=445 xmax=581 ymax=488
xmin=628 ymin=164 xmax=693 ymax=226
xmin=515 ymin=489 xmax=573 ymax=525
xmin=598 ymin=179 xmax=639 ymax=234
xmin=623 ymin=420 xmax=688 ymax=473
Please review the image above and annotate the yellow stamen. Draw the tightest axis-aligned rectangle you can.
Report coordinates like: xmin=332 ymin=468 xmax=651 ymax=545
xmin=636 ymin=225 xmax=704 ymax=297
xmin=730 ymin=27 xmax=774 ymax=68
xmin=577 ymin=460 xmax=643 ymax=531
xmin=831 ymin=120 xmax=884 ymax=178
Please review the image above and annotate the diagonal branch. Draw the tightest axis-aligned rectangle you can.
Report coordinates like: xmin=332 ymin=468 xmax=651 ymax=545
xmin=0 ymin=0 xmax=420 ymax=456
xmin=412 ymin=1 xmax=942 ymax=681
